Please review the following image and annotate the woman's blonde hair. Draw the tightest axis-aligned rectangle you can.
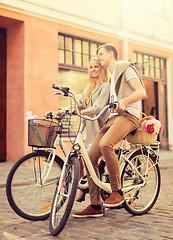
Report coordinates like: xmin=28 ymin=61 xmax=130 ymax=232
xmin=83 ymin=57 xmax=109 ymax=102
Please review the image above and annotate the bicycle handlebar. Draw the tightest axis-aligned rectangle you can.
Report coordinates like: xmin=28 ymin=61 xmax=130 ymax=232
xmin=52 ymin=84 xmax=118 ymax=121
xmin=52 ymin=84 xmax=69 ymax=96
xmin=80 ymin=105 xmax=110 ymax=121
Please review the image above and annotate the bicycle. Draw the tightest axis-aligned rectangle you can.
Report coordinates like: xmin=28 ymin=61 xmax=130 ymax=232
xmin=49 ymin=85 xmax=161 ymax=236
xmin=6 ymin=113 xmax=71 ymax=221
xmin=5 ymin=93 xmax=106 ymax=221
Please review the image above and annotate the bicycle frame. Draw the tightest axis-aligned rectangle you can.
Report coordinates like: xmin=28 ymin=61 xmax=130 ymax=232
xmin=36 ymin=129 xmax=69 ymax=185
xmin=52 ymin=85 xmax=159 ymax=196
xmin=62 ymin=120 xmax=149 ymax=195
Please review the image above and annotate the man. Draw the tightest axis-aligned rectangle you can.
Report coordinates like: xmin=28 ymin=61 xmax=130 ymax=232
xmin=73 ymin=43 xmax=147 ymax=218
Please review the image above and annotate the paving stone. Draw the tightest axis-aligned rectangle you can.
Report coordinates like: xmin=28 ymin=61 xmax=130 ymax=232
xmin=0 ymin=152 xmax=173 ymax=239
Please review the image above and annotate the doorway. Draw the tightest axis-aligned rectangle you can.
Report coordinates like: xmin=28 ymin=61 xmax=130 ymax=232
xmin=0 ymin=28 xmax=6 ymax=161
xmin=142 ymin=80 xmax=159 ymax=118
xmin=143 ymin=79 xmax=168 ymax=148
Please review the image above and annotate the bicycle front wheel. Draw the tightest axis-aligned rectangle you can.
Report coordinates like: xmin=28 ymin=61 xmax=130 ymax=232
xmin=49 ymin=156 xmax=79 ymax=236
xmin=121 ymin=148 xmax=161 ymax=215
xmin=6 ymin=151 xmax=63 ymax=220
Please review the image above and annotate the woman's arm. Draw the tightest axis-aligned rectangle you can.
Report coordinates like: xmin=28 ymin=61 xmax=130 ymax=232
xmin=76 ymin=94 xmax=86 ymax=111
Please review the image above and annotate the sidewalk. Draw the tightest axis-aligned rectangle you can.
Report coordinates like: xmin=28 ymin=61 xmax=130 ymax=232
xmin=159 ymin=149 xmax=173 ymax=169
xmin=0 ymin=150 xmax=173 ymax=240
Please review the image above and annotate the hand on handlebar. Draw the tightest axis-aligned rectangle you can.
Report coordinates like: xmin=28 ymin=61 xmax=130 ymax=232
xmin=80 ymin=110 xmax=85 ymax=115
xmin=109 ymin=100 xmax=125 ymax=114
xmin=56 ymin=109 xmax=70 ymax=116
xmin=115 ymin=100 xmax=126 ymax=114
xmin=58 ymin=109 xmax=75 ymax=116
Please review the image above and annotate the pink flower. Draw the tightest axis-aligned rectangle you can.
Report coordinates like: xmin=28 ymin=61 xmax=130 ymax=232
xmin=142 ymin=118 xmax=163 ymax=134
xmin=26 ymin=111 xmax=38 ymax=120
xmin=33 ymin=115 xmax=38 ymax=119
xmin=142 ymin=121 xmax=148 ymax=131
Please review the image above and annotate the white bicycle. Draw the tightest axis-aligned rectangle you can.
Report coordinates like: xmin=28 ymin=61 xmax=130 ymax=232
xmin=49 ymin=85 xmax=161 ymax=236
xmin=6 ymin=111 xmax=70 ymax=221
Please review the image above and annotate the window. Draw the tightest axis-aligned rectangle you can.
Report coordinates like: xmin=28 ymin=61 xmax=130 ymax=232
xmin=134 ymin=52 xmax=166 ymax=80
xmin=57 ymin=33 xmax=105 ymax=136
xmin=58 ymin=33 xmax=104 ymax=71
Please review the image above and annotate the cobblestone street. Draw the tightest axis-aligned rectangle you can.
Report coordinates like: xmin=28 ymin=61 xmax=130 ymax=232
xmin=0 ymin=151 xmax=173 ymax=240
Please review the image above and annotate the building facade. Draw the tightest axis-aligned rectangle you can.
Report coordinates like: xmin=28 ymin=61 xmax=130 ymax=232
xmin=0 ymin=0 xmax=173 ymax=162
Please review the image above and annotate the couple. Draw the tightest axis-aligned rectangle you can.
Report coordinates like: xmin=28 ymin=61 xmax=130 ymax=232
xmin=63 ymin=43 xmax=147 ymax=218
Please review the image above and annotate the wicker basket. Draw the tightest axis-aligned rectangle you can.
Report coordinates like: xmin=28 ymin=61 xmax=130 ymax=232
xmin=28 ymin=119 xmax=59 ymax=148
xmin=126 ymin=129 xmax=157 ymax=144
xmin=126 ymin=113 xmax=157 ymax=144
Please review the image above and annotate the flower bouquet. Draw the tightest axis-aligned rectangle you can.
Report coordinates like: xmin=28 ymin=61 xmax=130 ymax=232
xmin=142 ymin=117 xmax=163 ymax=135
xmin=127 ymin=114 xmax=163 ymax=144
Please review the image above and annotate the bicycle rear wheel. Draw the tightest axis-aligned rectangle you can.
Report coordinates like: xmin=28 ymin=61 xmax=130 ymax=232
xmin=49 ymin=156 xmax=79 ymax=236
xmin=121 ymin=148 xmax=161 ymax=215
xmin=6 ymin=151 xmax=63 ymax=220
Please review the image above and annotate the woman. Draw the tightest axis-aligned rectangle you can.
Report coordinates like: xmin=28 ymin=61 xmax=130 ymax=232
xmin=60 ymin=57 xmax=110 ymax=202
xmin=78 ymin=57 xmax=110 ymax=150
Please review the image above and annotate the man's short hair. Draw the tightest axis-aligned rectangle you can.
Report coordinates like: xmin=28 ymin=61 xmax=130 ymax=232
xmin=96 ymin=43 xmax=118 ymax=60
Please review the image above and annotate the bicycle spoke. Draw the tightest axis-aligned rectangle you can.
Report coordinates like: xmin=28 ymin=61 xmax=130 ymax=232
xmin=121 ymin=149 xmax=161 ymax=215
xmin=49 ymin=157 xmax=79 ymax=236
xmin=6 ymin=152 xmax=63 ymax=220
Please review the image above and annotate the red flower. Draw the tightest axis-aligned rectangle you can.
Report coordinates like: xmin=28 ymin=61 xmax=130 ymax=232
xmin=147 ymin=124 xmax=155 ymax=134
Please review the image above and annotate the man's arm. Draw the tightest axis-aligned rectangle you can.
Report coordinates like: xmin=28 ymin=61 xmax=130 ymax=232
xmin=115 ymin=77 xmax=147 ymax=112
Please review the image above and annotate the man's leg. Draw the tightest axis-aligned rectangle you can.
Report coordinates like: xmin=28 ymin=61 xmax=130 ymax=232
xmin=73 ymin=113 xmax=139 ymax=216
xmin=86 ymin=116 xmax=123 ymax=205
xmin=99 ymin=114 xmax=138 ymax=207
xmin=72 ymin=122 xmax=111 ymax=218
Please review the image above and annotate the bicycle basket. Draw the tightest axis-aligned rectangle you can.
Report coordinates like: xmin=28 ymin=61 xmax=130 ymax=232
xmin=126 ymin=113 xmax=157 ymax=144
xmin=28 ymin=119 xmax=59 ymax=148
xmin=127 ymin=129 xmax=157 ymax=144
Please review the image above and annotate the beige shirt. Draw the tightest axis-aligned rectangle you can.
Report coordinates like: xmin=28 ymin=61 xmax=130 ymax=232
xmin=62 ymin=82 xmax=110 ymax=146
xmin=77 ymin=82 xmax=110 ymax=146
xmin=113 ymin=61 xmax=146 ymax=119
